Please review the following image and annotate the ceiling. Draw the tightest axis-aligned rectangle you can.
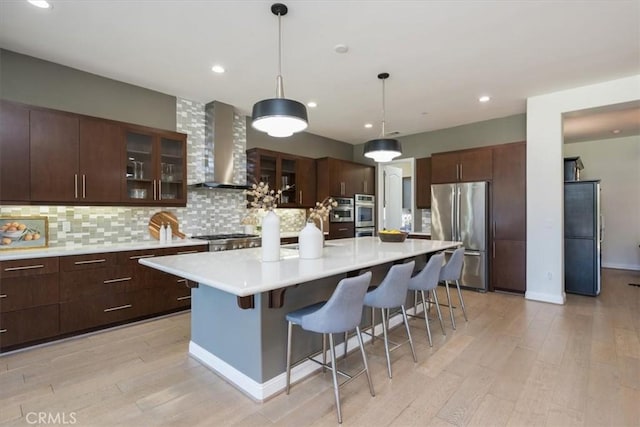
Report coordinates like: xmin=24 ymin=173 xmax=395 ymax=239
xmin=1 ymin=0 xmax=639 ymax=144
xmin=563 ymin=101 xmax=640 ymax=144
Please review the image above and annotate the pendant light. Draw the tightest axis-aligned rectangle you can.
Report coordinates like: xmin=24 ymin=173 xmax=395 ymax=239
xmin=252 ymin=3 xmax=308 ymax=138
xmin=363 ymin=73 xmax=402 ymax=162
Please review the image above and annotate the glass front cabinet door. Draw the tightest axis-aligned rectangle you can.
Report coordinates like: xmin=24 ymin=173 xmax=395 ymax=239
xmin=124 ymin=127 xmax=187 ymax=206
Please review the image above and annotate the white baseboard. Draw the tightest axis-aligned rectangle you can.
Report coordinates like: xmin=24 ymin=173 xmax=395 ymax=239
xmin=525 ymin=290 xmax=566 ymax=305
xmin=602 ymin=262 xmax=640 ymax=271
xmin=189 ymin=306 xmax=421 ymax=401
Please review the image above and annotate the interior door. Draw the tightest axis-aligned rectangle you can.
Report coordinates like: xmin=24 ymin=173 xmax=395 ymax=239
xmin=383 ymin=165 xmax=403 ymax=230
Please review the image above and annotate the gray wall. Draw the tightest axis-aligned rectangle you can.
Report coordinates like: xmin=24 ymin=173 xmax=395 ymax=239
xmin=246 ymin=117 xmax=353 ymax=160
xmin=353 ymin=113 xmax=526 ymax=162
xmin=0 ymin=49 xmax=176 ymax=131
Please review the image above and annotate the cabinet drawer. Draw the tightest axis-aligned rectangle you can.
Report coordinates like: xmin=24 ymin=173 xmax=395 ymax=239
xmin=59 ymin=289 xmax=153 ymax=334
xmin=0 ymin=257 xmax=58 ymax=278
xmin=0 ymin=304 xmax=59 ymax=349
xmin=60 ymin=265 xmax=134 ymax=301
xmin=117 ymin=249 xmax=164 ymax=267
xmin=167 ymin=245 xmax=207 ymax=256
xmin=0 ymin=273 xmax=59 ymax=313
xmin=60 ymin=253 xmax=118 ymax=271
xmin=161 ymin=280 xmax=192 ymax=311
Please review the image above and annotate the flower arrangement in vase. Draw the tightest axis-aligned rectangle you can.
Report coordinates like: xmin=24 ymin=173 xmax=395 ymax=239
xmin=299 ymin=197 xmax=337 ymax=259
xmin=245 ymin=182 xmax=289 ymax=262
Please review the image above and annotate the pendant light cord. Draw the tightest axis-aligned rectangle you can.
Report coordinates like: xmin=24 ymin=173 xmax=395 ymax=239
xmin=380 ymin=78 xmax=386 ymax=138
xmin=276 ymin=12 xmax=284 ymax=98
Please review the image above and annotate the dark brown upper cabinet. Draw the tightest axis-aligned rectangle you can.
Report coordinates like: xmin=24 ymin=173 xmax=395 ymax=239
xmin=415 ymin=157 xmax=432 ymax=209
xmin=0 ymin=101 xmax=30 ymax=202
xmin=431 ymin=148 xmax=493 ymax=184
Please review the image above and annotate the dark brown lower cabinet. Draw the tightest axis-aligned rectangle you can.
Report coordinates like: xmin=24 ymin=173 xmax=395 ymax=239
xmin=0 ymin=305 xmax=59 ymax=348
xmin=0 ymin=244 xmax=206 ymax=351
xmin=491 ymin=240 xmax=526 ymax=293
xmin=329 ymin=222 xmax=354 ymax=240
xmin=59 ymin=289 xmax=155 ymax=334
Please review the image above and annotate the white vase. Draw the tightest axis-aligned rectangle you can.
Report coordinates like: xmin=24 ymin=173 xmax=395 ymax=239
xmin=298 ymin=221 xmax=323 ymax=259
xmin=261 ymin=210 xmax=280 ymax=262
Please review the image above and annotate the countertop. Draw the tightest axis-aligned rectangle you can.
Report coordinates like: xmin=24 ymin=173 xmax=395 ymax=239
xmin=139 ymin=237 xmax=460 ymax=297
xmin=0 ymin=239 xmax=208 ymax=261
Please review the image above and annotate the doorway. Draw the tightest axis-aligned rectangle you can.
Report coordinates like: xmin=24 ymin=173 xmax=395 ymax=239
xmin=377 ymin=158 xmax=415 ymax=232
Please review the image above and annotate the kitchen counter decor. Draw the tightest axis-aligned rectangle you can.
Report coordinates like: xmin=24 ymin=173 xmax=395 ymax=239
xmin=246 ymin=182 xmax=289 ymax=262
xmin=299 ymin=197 xmax=336 ymax=259
xmin=0 ymin=216 xmax=48 ymax=250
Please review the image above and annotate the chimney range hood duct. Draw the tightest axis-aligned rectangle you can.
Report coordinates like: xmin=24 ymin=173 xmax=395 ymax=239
xmin=191 ymin=101 xmax=251 ymax=190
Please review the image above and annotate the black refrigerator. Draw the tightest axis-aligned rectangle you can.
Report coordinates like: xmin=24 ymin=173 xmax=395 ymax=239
xmin=564 ymin=180 xmax=601 ymax=296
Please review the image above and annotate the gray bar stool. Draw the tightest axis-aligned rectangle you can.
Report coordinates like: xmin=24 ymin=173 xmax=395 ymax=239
xmin=407 ymin=252 xmax=446 ymax=346
xmin=363 ymin=261 xmax=417 ymax=378
xmin=285 ymin=271 xmax=374 ymax=424
xmin=440 ymin=247 xmax=467 ymax=329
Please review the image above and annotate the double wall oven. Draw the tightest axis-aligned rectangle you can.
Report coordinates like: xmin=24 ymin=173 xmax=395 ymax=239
xmin=355 ymin=194 xmax=375 ymax=237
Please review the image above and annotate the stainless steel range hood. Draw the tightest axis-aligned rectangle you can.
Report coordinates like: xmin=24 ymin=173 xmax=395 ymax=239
xmin=190 ymin=101 xmax=250 ymax=190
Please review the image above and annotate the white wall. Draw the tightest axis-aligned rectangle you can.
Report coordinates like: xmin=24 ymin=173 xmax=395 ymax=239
xmin=526 ymin=75 xmax=640 ymax=305
xmin=564 ymin=135 xmax=640 ymax=270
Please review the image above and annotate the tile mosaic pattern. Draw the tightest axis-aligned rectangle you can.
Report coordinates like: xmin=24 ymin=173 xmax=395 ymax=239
xmin=0 ymin=98 xmax=305 ymax=247
xmin=176 ymin=98 xmax=205 ymax=185
xmin=421 ymin=209 xmax=432 ymax=234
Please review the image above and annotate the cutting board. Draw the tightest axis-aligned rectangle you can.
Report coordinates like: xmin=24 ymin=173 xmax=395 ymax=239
xmin=148 ymin=211 xmax=186 ymax=240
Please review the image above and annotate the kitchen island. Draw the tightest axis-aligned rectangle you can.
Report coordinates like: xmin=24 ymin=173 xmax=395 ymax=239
xmin=140 ymin=237 xmax=459 ymax=400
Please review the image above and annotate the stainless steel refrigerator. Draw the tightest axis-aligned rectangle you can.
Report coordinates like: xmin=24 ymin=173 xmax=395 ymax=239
xmin=431 ymin=182 xmax=488 ymax=291
xmin=564 ymin=180 xmax=601 ymax=296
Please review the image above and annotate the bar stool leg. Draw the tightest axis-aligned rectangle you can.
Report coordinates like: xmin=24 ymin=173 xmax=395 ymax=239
xmin=356 ymin=326 xmax=375 ymax=397
xmin=420 ymin=290 xmax=433 ymax=347
xmin=455 ymin=279 xmax=468 ymax=321
xmin=370 ymin=307 xmax=375 ymax=344
xmin=432 ymin=289 xmax=446 ymax=335
xmin=444 ymin=280 xmax=456 ymax=330
xmin=381 ymin=308 xmax=392 ymax=378
xmin=286 ymin=321 xmax=293 ymax=394
xmin=401 ymin=305 xmax=417 ymax=362
xmin=328 ymin=333 xmax=342 ymax=424
xmin=343 ymin=332 xmax=348 ymax=359
xmin=322 ymin=334 xmax=327 ymax=373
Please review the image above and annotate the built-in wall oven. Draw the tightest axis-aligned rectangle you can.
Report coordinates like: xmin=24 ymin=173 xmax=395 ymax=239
xmin=355 ymin=194 xmax=375 ymax=228
xmin=330 ymin=197 xmax=354 ymax=223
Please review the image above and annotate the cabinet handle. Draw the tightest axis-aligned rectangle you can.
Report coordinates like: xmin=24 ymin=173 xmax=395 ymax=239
xmin=103 ymin=277 xmax=132 ymax=284
xmin=0 ymin=329 xmax=7 ymax=334
xmin=158 ymin=180 xmax=162 ymax=200
xmin=82 ymin=174 xmax=86 ymax=199
xmin=153 ymin=180 xmax=157 ymax=200
xmin=341 ymin=182 xmax=345 ymax=196
xmin=0 ymin=294 xmax=7 ymax=298
xmin=177 ymin=250 xmax=198 ymax=255
xmin=176 ymin=296 xmax=191 ymax=301
xmin=129 ymin=254 xmax=155 ymax=260
xmin=364 ymin=181 xmax=367 ymax=193
xmin=74 ymin=259 xmax=106 ymax=265
xmin=338 ymin=228 xmax=348 ymax=231
xmin=4 ymin=264 xmax=44 ymax=272
xmin=104 ymin=304 xmax=132 ymax=313
xmin=74 ymin=174 xmax=79 ymax=199
xmin=493 ymin=241 xmax=496 ymax=258
xmin=177 ymin=278 xmax=187 ymax=283
xmin=459 ymin=163 xmax=463 ymax=180
xmin=299 ymin=191 xmax=303 ymax=204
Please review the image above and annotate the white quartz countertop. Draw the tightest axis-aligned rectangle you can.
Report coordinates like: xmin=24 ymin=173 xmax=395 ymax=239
xmin=0 ymin=238 xmax=208 ymax=261
xmin=139 ymin=237 xmax=460 ymax=297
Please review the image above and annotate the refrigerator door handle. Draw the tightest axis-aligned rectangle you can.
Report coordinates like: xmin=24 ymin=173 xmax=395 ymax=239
xmin=451 ymin=186 xmax=456 ymax=240
xmin=456 ymin=185 xmax=462 ymax=241
xmin=443 ymin=249 xmax=481 ymax=257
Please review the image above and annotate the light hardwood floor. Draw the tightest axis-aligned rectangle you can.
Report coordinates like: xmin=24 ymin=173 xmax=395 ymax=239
xmin=1 ymin=268 xmax=638 ymax=426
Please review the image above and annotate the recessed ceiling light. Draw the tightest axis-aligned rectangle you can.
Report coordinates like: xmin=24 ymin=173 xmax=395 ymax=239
xmin=364 ymin=123 xmax=373 ymax=129
xmin=612 ymin=129 xmax=621 ymax=134
xmin=334 ymin=44 xmax=349 ymax=54
xmin=307 ymin=101 xmax=317 ymax=108
xmin=479 ymin=95 xmax=491 ymax=103
xmin=211 ymin=65 xmax=225 ymax=74
xmin=27 ymin=0 xmax=51 ymax=8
